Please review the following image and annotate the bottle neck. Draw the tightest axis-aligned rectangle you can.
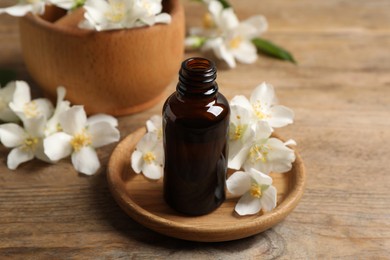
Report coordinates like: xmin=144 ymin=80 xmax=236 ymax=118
xmin=177 ymin=57 xmax=218 ymax=97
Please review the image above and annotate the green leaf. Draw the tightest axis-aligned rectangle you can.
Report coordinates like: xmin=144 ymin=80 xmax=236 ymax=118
xmin=218 ymin=0 xmax=231 ymax=8
xmin=252 ymin=38 xmax=297 ymax=64
xmin=191 ymin=0 xmax=231 ymax=8
xmin=0 ymin=69 xmax=16 ymax=86
xmin=72 ymin=0 xmax=86 ymax=10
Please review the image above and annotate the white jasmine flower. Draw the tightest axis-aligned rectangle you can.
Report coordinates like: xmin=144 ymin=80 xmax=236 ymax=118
xmin=0 ymin=81 xmax=19 ymax=122
xmin=243 ymin=121 xmax=296 ymax=174
xmin=131 ymin=132 xmax=163 ymax=180
xmin=226 ymin=168 xmax=277 ymax=216
xmin=207 ymin=0 xmax=239 ymax=32
xmin=2 ymin=0 xmax=46 ymax=16
xmin=9 ymin=81 xmax=53 ymax=122
xmin=228 ymin=104 xmax=255 ymax=170
xmin=45 ymin=86 xmax=71 ymax=136
xmin=230 ymin=82 xmax=294 ymax=129
xmin=0 ymin=116 xmax=48 ymax=169
xmin=187 ymin=0 xmax=268 ymax=68
xmin=80 ymin=0 xmax=170 ymax=31
xmin=80 ymin=0 xmax=135 ymax=31
xmin=133 ymin=0 xmax=171 ymax=26
xmin=202 ymin=14 xmax=267 ymax=68
xmin=146 ymin=115 xmax=162 ymax=140
xmin=44 ymin=106 xmax=120 ymax=175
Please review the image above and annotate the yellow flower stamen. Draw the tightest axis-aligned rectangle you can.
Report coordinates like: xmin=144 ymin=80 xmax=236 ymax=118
xmin=143 ymin=152 xmax=156 ymax=164
xmin=71 ymin=130 xmax=92 ymax=152
xmin=229 ymin=36 xmax=242 ymax=49
xmin=252 ymin=101 xmax=270 ymax=120
xmin=250 ymin=183 xmax=262 ymax=198
xmin=56 ymin=123 xmax=63 ymax=132
xmin=22 ymin=137 xmax=38 ymax=152
xmin=231 ymin=124 xmax=244 ymax=141
xmin=105 ymin=0 xmax=126 ymax=23
xmin=23 ymin=101 xmax=39 ymax=118
xmin=202 ymin=13 xmax=215 ymax=29
xmin=249 ymin=144 xmax=269 ymax=163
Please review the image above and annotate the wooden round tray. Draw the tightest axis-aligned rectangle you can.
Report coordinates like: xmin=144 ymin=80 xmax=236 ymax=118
xmin=107 ymin=128 xmax=306 ymax=242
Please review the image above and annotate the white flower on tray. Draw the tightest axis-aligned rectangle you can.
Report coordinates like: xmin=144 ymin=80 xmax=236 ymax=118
xmin=44 ymin=106 xmax=120 ymax=175
xmin=241 ymin=121 xmax=296 ymax=174
xmin=228 ymin=104 xmax=255 ymax=169
xmin=131 ymin=131 xmax=163 ymax=180
xmin=230 ymin=82 xmax=294 ymax=130
xmin=146 ymin=114 xmax=162 ymax=140
xmin=226 ymin=168 xmax=277 ymax=216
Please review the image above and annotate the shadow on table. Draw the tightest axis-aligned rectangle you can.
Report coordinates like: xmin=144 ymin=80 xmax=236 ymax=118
xmin=90 ymin=168 xmax=287 ymax=259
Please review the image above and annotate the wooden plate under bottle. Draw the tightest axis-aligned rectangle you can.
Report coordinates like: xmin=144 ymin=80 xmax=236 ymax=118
xmin=107 ymin=128 xmax=306 ymax=242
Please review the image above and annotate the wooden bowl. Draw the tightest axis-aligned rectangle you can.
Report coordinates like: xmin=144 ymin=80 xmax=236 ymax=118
xmin=107 ymin=128 xmax=306 ymax=242
xmin=18 ymin=1 xmax=185 ymax=116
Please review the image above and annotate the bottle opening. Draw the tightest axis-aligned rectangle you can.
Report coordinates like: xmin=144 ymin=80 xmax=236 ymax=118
xmin=184 ymin=57 xmax=214 ymax=72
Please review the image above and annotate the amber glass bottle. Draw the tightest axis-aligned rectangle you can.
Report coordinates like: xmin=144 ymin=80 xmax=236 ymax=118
xmin=162 ymin=57 xmax=230 ymax=216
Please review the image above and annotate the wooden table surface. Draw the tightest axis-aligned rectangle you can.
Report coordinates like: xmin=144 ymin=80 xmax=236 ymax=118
xmin=1 ymin=0 xmax=389 ymax=258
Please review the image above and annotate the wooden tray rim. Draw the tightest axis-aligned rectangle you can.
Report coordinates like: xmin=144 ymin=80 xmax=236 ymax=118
xmin=107 ymin=127 xmax=306 ymax=241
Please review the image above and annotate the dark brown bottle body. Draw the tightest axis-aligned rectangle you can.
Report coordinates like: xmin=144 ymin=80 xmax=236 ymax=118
xmin=162 ymin=57 xmax=230 ymax=216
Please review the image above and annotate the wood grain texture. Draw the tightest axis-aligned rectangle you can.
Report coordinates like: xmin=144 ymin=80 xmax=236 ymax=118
xmin=1 ymin=0 xmax=390 ymax=258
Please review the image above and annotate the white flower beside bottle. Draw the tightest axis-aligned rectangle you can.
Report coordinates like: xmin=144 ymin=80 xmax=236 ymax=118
xmin=131 ymin=82 xmax=296 ymax=216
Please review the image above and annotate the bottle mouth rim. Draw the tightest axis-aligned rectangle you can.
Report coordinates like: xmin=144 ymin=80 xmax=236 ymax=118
xmin=182 ymin=57 xmax=215 ymax=74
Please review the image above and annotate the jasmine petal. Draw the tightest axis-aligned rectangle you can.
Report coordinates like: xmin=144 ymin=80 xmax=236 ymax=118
xmin=44 ymin=132 xmax=73 ymax=161
xmin=0 ymin=123 xmax=24 ymax=147
xmin=142 ymin=163 xmax=162 ymax=180
xmin=0 ymin=81 xmax=19 ymax=122
xmin=88 ymin=121 xmax=120 ymax=148
xmin=260 ymin=185 xmax=277 ymax=212
xmin=87 ymin=114 xmax=118 ymax=127
xmin=131 ymin=150 xmax=143 ymax=173
xmin=7 ymin=147 xmax=34 ymax=170
xmin=235 ymin=193 xmax=262 ymax=216
xmin=59 ymin=105 xmax=87 ymax=135
xmin=71 ymin=146 xmax=100 ymax=175
xmin=226 ymin=171 xmax=251 ymax=196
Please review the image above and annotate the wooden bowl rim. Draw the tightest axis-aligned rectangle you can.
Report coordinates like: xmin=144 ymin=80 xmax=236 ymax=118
xmin=107 ymin=127 xmax=306 ymax=241
xmin=21 ymin=0 xmax=182 ymax=37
